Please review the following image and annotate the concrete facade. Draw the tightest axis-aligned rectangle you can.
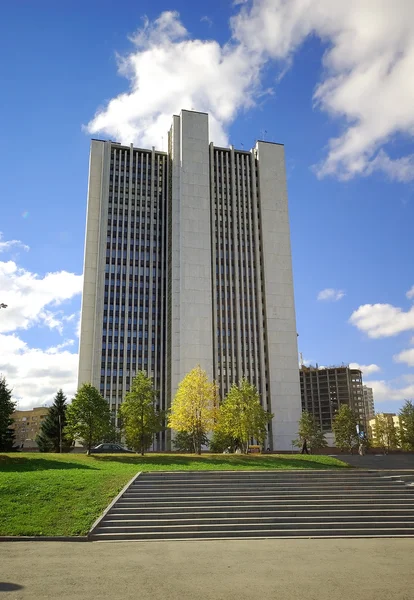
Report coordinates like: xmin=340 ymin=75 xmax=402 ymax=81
xmin=300 ymin=366 xmax=367 ymax=433
xmin=368 ymin=413 xmax=401 ymax=449
xmin=11 ymin=407 xmax=49 ymax=447
xmin=256 ymin=142 xmax=302 ymax=450
xmin=169 ymin=111 xmax=214 ymax=399
xmin=78 ymin=140 xmax=108 ymax=390
xmin=78 ymin=110 xmax=301 ymax=450
xmin=363 ymin=385 xmax=375 ymax=421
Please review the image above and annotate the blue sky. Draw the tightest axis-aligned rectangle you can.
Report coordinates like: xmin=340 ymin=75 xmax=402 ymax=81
xmin=0 ymin=0 xmax=413 ymax=412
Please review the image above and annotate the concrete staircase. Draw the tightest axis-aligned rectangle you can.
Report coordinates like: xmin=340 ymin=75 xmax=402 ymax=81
xmin=89 ymin=470 xmax=414 ymax=541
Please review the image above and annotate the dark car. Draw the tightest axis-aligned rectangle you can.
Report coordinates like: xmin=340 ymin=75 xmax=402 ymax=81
xmin=90 ymin=443 xmax=135 ymax=454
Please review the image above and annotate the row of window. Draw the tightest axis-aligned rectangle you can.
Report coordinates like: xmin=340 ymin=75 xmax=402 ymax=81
xmin=107 ymin=229 xmax=160 ymax=239
xmin=108 ymin=203 xmax=159 ymax=213
xmin=107 ymin=242 xmax=160 ymax=251
xmin=101 ymin=344 xmax=156 ymax=355
xmin=104 ymin=292 xmax=157 ymax=313
xmin=109 ymin=187 xmax=160 ymax=195
xmin=105 ymin=266 xmax=158 ymax=277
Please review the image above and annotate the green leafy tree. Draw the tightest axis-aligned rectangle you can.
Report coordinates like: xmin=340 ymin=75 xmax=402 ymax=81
xmin=36 ymin=431 xmax=54 ymax=452
xmin=209 ymin=430 xmax=237 ymax=453
xmin=172 ymin=430 xmax=209 ymax=453
xmin=399 ymin=400 xmax=414 ymax=451
xmin=292 ymin=411 xmax=328 ymax=454
xmin=102 ymin=422 xmax=122 ymax=444
xmin=216 ymin=378 xmax=273 ymax=454
xmin=36 ymin=390 xmax=72 ymax=453
xmin=373 ymin=414 xmax=399 ymax=453
xmin=0 ymin=375 xmax=15 ymax=451
xmin=332 ymin=405 xmax=359 ymax=453
xmin=65 ymin=384 xmax=111 ymax=454
xmin=168 ymin=365 xmax=218 ymax=454
xmin=118 ymin=371 xmax=163 ymax=455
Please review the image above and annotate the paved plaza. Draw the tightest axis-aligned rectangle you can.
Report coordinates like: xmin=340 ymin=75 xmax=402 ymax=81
xmin=338 ymin=454 xmax=414 ymax=469
xmin=1 ymin=538 xmax=414 ymax=600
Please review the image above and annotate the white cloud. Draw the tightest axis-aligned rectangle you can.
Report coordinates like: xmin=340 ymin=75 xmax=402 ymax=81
xmin=0 ymin=333 xmax=78 ymax=410
xmin=0 ymin=259 xmax=83 ymax=334
xmin=233 ymin=0 xmax=414 ymax=182
xmin=349 ymin=362 xmax=381 ymax=376
xmin=0 ymin=232 xmax=29 ymax=253
xmin=87 ymin=3 xmax=414 ymax=183
xmin=317 ymin=288 xmax=345 ymax=301
xmin=364 ymin=378 xmax=414 ymax=404
xmin=394 ymin=348 xmax=414 ymax=367
xmin=406 ymin=285 xmax=414 ymax=300
xmin=349 ymin=303 xmax=414 ymax=338
xmin=86 ymin=11 xmax=260 ymax=147
xmin=46 ymin=339 xmax=75 ymax=355
xmin=0 ymin=234 xmax=82 ymax=409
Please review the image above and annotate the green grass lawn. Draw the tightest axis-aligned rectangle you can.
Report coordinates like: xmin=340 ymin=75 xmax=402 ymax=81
xmin=0 ymin=452 xmax=349 ymax=537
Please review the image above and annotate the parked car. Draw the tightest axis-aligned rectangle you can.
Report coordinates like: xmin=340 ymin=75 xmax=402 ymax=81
xmin=90 ymin=443 xmax=135 ymax=454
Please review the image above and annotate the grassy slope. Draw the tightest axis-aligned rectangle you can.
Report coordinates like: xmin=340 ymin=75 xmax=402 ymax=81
xmin=0 ymin=453 xmax=349 ymax=536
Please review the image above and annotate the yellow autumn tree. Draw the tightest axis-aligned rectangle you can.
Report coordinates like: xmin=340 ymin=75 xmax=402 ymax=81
xmin=168 ymin=365 xmax=218 ymax=454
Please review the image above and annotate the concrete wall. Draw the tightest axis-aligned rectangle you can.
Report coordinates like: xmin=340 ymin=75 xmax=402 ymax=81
xmin=256 ymin=141 xmax=302 ymax=451
xmin=78 ymin=140 xmax=107 ymax=390
xmin=170 ymin=110 xmax=214 ymax=399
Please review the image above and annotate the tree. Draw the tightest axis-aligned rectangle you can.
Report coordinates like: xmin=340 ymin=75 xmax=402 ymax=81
xmin=168 ymin=365 xmax=218 ymax=454
xmin=36 ymin=431 xmax=54 ymax=452
xmin=373 ymin=414 xmax=399 ymax=453
xmin=172 ymin=430 xmax=209 ymax=453
xmin=292 ymin=411 xmax=328 ymax=454
xmin=65 ymin=384 xmax=111 ymax=455
xmin=332 ymin=405 xmax=359 ymax=453
xmin=36 ymin=390 xmax=72 ymax=453
xmin=209 ymin=429 xmax=237 ymax=453
xmin=101 ymin=422 xmax=122 ymax=444
xmin=399 ymin=400 xmax=414 ymax=451
xmin=216 ymin=378 xmax=273 ymax=454
xmin=118 ymin=371 xmax=163 ymax=455
xmin=0 ymin=375 xmax=15 ymax=451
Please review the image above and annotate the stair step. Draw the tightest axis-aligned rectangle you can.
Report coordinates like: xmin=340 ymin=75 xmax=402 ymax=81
xmin=106 ymin=508 xmax=414 ymax=519
xmin=99 ymin=515 xmax=414 ymax=528
xmin=89 ymin=470 xmax=414 ymax=542
xmin=116 ymin=496 xmax=414 ymax=507
xmin=128 ymin=482 xmax=403 ymax=490
xmin=96 ymin=518 xmax=414 ymax=530
xmin=137 ymin=471 xmax=379 ymax=476
xmin=137 ymin=475 xmax=389 ymax=480
xmin=122 ymin=491 xmax=413 ymax=499
xmin=90 ymin=526 xmax=414 ymax=541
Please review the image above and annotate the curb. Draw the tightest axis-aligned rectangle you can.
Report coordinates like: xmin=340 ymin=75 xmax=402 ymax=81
xmin=88 ymin=471 xmax=142 ymax=540
xmin=0 ymin=536 xmax=88 ymax=542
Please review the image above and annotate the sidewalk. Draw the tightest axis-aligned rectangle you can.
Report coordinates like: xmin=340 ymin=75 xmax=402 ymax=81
xmin=337 ymin=454 xmax=414 ymax=469
xmin=2 ymin=538 xmax=414 ymax=600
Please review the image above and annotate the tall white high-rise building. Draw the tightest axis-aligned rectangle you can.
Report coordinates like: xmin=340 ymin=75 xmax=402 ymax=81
xmin=78 ymin=109 xmax=301 ymax=450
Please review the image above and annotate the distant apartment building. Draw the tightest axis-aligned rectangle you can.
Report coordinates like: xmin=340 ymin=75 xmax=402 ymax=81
xmin=368 ymin=413 xmax=401 ymax=448
xmin=11 ymin=407 xmax=48 ymax=447
xmin=300 ymin=365 xmax=366 ymax=432
xmin=363 ymin=385 xmax=375 ymax=421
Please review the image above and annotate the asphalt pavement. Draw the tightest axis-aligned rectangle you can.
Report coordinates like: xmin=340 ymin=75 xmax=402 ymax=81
xmin=1 ymin=538 xmax=414 ymax=600
xmin=336 ymin=454 xmax=414 ymax=469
